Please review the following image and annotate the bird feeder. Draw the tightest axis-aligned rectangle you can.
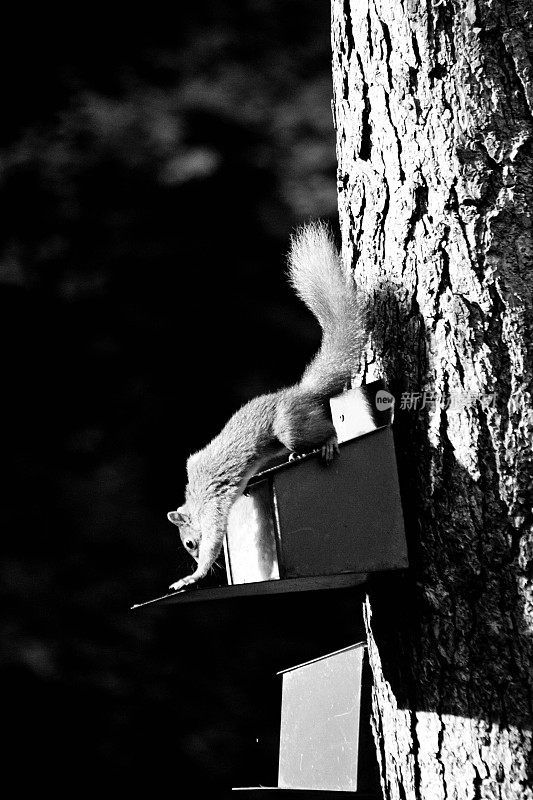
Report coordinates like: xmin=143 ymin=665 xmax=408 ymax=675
xmin=133 ymin=380 xmax=407 ymax=608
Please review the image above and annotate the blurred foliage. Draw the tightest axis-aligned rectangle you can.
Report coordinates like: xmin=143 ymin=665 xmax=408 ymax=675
xmin=0 ymin=3 xmax=360 ymax=794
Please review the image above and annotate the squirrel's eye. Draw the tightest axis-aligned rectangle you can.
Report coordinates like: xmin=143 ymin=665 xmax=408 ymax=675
xmin=185 ymin=539 xmax=195 ymax=551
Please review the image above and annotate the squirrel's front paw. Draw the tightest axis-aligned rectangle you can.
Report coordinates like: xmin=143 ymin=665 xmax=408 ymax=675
xmin=321 ymin=435 xmax=340 ymax=464
xmin=169 ymin=574 xmax=197 ymax=592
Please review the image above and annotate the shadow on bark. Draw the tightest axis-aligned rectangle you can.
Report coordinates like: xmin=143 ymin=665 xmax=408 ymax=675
xmin=362 ymin=284 xmax=532 ymax=737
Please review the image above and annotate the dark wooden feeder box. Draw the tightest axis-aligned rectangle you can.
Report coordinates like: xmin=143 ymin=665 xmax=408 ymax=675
xmin=133 ymin=381 xmax=407 ymax=608
xmin=234 ymin=642 xmax=381 ymax=797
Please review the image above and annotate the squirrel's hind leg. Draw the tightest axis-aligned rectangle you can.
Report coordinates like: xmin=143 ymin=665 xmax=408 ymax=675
xmin=274 ymin=394 xmax=339 ymax=464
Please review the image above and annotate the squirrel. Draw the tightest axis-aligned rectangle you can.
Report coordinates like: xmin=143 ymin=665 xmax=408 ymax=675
xmin=166 ymin=220 xmax=366 ymax=591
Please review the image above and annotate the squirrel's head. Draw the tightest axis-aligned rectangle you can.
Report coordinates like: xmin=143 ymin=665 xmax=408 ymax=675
xmin=167 ymin=505 xmax=200 ymax=561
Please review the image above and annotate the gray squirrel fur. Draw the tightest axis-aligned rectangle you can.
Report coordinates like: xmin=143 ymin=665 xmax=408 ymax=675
xmin=167 ymin=221 xmax=366 ymax=591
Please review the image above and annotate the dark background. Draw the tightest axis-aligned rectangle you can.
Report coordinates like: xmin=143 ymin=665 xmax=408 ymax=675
xmin=2 ymin=5 xmax=367 ymax=795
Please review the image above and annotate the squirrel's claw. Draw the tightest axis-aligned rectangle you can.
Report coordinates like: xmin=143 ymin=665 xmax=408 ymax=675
xmin=290 ymin=438 xmax=339 ymax=465
xmin=169 ymin=562 xmax=210 ymax=592
xmin=321 ymin=435 xmax=340 ymax=464
xmin=169 ymin=574 xmax=197 ymax=592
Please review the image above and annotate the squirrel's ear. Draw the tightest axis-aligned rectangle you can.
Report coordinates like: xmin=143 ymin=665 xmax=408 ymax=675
xmin=167 ymin=506 xmax=189 ymax=525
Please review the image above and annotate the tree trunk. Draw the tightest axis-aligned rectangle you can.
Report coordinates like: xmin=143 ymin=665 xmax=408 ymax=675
xmin=332 ymin=1 xmax=533 ymax=798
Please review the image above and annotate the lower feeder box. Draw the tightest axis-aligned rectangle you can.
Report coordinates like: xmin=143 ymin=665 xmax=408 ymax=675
xmin=234 ymin=641 xmax=380 ymax=797
xmin=133 ymin=381 xmax=407 ymax=607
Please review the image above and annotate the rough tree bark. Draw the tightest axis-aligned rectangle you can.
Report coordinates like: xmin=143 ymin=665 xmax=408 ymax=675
xmin=332 ymin=1 xmax=533 ymax=798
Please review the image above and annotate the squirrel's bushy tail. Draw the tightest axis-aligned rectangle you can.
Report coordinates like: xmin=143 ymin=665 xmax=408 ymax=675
xmin=287 ymin=221 xmax=366 ymax=397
